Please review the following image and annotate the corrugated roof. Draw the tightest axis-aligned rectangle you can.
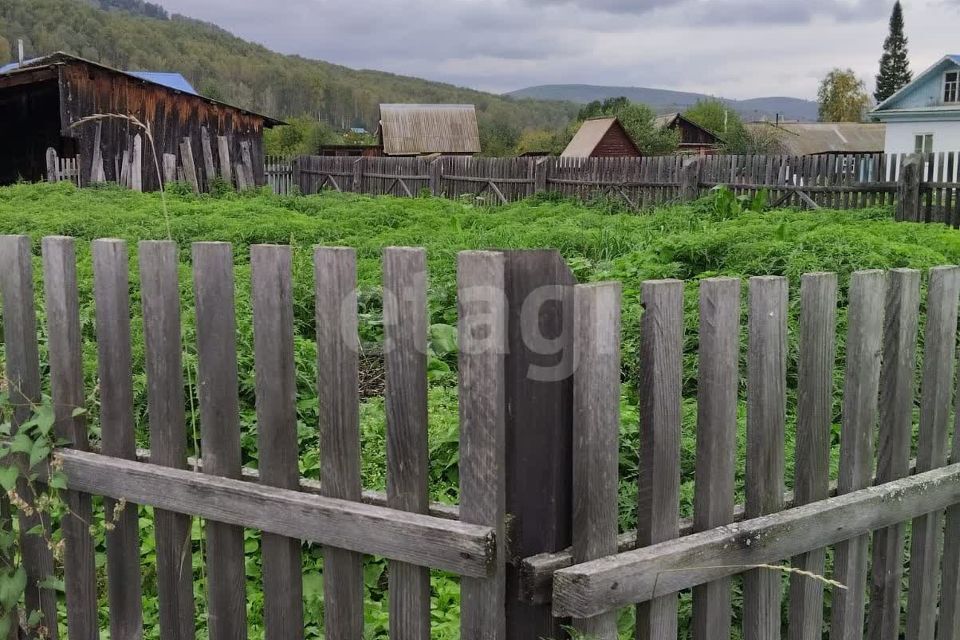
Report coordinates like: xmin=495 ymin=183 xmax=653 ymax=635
xmin=561 ymin=117 xmax=638 ymax=157
xmin=378 ymin=104 xmax=480 ymax=155
xmin=0 ymin=57 xmax=43 ymax=74
xmin=126 ymin=71 xmax=197 ymax=95
xmin=654 ymin=113 xmax=680 ymax=129
xmin=746 ymin=122 xmax=885 ymax=155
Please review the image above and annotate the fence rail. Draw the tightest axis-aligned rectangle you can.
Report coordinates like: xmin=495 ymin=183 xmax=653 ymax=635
xmin=294 ymin=151 xmax=960 ymax=223
xmin=3 ymin=234 xmax=960 ymax=638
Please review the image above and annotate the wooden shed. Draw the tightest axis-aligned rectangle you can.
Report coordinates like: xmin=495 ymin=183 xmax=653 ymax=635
xmin=654 ymin=112 xmax=722 ymax=154
xmin=560 ymin=117 xmax=642 ymax=158
xmin=378 ymin=104 xmax=481 ymax=156
xmin=0 ymin=52 xmax=282 ymax=190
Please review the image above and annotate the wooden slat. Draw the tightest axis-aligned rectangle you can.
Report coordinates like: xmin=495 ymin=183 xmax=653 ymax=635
xmin=787 ymin=273 xmax=838 ymax=640
xmin=866 ymin=269 xmax=920 ymax=640
xmin=691 ymin=277 xmax=740 ymax=640
xmin=192 ymin=242 xmax=247 ymax=640
xmin=91 ymin=238 xmax=144 ymax=638
xmin=744 ymin=275 xmax=788 ymax=640
xmin=906 ymin=266 xmax=960 ymax=640
xmin=315 ymin=247 xmax=364 ymax=639
xmin=636 ymin=279 xmax=684 ymax=640
xmin=458 ymin=251 xmax=507 ymax=640
xmin=41 ymin=236 xmax=99 ymax=640
xmin=830 ymin=270 xmax=886 ymax=640
xmin=383 ymin=248 xmax=431 ymax=640
xmin=0 ymin=236 xmax=59 ymax=639
xmin=251 ymin=245 xmax=305 ymax=640
xmin=139 ymin=241 xmax=196 ymax=640
xmin=551 ymin=462 xmax=960 ymax=619
xmin=570 ymin=282 xmax=621 ymax=640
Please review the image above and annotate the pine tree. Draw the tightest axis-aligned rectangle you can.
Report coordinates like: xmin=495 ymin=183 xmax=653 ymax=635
xmin=874 ymin=1 xmax=912 ymax=103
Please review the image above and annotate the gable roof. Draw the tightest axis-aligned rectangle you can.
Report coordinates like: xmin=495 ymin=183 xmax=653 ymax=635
xmin=874 ymin=54 xmax=960 ymax=112
xmin=0 ymin=52 xmax=282 ymax=125
xmin=654 ymin=112 xmax=724 ymax=143
xmin=378 ymin=104 xmax=481 ymax=155
xmin=746 ymin=122 xmax=885 ymax=155
xmin=561 ymin=117 xmax=641 ymax=157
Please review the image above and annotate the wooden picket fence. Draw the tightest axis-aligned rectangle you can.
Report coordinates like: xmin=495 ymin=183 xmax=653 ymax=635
xmin=264 ymin=155 xmax=294 ymax=195
xmin=295 ymin=151 xmax=960 ymax=224
xmin=3 ymin=234 xmax=960 ymax=639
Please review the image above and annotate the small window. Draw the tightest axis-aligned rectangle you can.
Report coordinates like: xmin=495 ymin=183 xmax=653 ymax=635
xmin=915 ymin=134 xmax=934 ymax=154
xmin=946 ymin=71 xmax=959 ymax=103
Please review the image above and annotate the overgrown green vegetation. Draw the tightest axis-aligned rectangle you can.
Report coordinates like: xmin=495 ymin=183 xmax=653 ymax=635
xmin=1 ymin=182 xmax=959 ymax=638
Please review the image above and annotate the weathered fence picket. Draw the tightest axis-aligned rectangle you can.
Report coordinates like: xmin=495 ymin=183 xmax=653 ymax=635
xmin=7 ymin=233 xmax=960 ymax=639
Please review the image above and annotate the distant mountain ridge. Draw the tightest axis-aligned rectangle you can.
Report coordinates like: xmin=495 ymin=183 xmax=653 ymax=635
xmin=507 ymin=84 xmax=819 ymax=122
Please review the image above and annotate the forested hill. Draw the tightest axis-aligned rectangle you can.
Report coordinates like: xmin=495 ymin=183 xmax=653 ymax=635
xmin=0 ymin=0 xmax=578 ymax=134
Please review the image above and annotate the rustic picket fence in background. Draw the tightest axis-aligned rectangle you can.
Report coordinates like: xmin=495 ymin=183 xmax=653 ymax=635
xmin=295 ymin=151 xmax=960 ymax=224
xmin=4 ymin=235 xmax=960 ymax=639
xmin=264 ymin=155 xmax=295 ymax=195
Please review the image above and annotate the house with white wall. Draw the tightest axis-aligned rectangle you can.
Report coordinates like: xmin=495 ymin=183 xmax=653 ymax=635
xmin=872 ymin=55 xmax=960 ymax=156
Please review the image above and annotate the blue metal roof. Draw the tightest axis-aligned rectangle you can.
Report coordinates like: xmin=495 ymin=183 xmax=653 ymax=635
xmin=0 ymin=57 xmax=43 ymax=74
xmin=126 ymin=71 xmax=197 ymax=95
xmin=950 ymin=55 xmax=960 ymax=65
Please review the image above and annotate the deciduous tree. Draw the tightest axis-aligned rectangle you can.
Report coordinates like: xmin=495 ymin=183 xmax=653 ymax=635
xmin=817 ymin=69 xmax=871 ymax=122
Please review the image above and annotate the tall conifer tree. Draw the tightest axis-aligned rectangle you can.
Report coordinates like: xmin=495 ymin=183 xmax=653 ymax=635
xmin=874 ymin=1 xmax=912 ymax=103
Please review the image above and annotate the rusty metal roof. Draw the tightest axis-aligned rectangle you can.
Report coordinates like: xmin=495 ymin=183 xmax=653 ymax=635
xmin=378 ymin=104 xmax=480 ymax=155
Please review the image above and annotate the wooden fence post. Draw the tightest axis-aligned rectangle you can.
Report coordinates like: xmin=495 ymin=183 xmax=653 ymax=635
xmin=897 ymin=153 xmax=923 ymax=222
xmin=46 ymin=147 xmax=59 ymax=182
xmin=680 ymin=156 xmax=703 ymax=202
xmin=534 ymin=158 xmax=549 ymax=194
xmin=352 ymin=158 xmax=365 ymax=193
xmin=502 ymin=250 xmax=577 ymax=639
xmin=429 ymin=158 xmax=442 ymax=196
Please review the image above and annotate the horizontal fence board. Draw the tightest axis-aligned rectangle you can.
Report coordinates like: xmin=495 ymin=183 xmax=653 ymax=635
xmin=551 ymin=462 xmax=960 ymax=619
xmin=44 ymin=448 xmax=496 ymax=576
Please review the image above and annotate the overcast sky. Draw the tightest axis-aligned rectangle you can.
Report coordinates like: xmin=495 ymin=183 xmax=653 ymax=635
xmin=156 ymin=0 xmax=958 ymax=100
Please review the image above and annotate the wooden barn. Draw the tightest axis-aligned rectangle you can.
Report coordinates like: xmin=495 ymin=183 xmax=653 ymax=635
xmin=654 ymin=112 xmax=722 ymax=154
xmin=560 ymin=117 xmax=641 ymax=158
xmin=0 ymin=52 xmax=282 ymax=190
xmin=378 ymin=104 xmax=481 ymax=156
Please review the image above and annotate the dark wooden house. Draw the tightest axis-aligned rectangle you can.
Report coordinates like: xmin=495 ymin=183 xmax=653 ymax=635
xmin=560 ymin=117 xmax=641 ymax=158
xmin=654 ymin=113 xmax=723 ymax=154
xmin=0 ymin=52 xmax=282 ymax=190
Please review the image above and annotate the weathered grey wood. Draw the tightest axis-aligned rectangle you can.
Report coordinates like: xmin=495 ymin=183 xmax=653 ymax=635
xmin=458 ymin=250 xmax=508 ymax=640
xmin=744 ymin=275 xmax=787 ymax=640
xmin=352 ymin=158 xmax=364 ymax=192
xmin=830 ymin=270 xmax=886 ymax=640
xmin=680 ymin=156 xmax=703 ymax=201
xmin=139 ymin=241 xmax=196 ymax=640
xmin=0 ymin=236 xmax=59 ymax=639
xmin=941 ymin=378 xmax=960 ymax=640
xmin=428 ymin=158 xmax=442 ymax=195
xmin=502 ymin=250 xmax=576 ymax=640
xmin=867 ymin=269 xmax=920 ymax=640
xmin=383 ymin=247 xmax=431 ymax=640
xmin=691 ymin=277 xmax=740 ymax=640
xmin=534 ymin=158 xmax=548 ymax=193
xmin=570 ymin=282 xmax=621 ymax=640
xmin=898 ymin=153 xmax=923 ymax=221
xmin=92 ymin=238 xmax=144 ymax=639
xmin=635 ymin=279 xmax=684 ymax=640
xmin=45 ymin=147 xmax=58 ymax=181
xmin=41 ymin=236 xmax=99 ymax=640
xmin=314 ymin=247 xmax=365 ymax=639
xmin=251 ymin=245 xmax=305 ymax=638
xmin=240 ymin=141 xmax=255 ymax=187
xmin=200 ymin=127 xmax=216 ymax=186
xmin=162 ymin=153 xmax=177 ymax=186
xmin=906 ymin=266 xmax=960 ymax=640
xmin=235 ymin=162 xmax=248 ymax=190
xmin=217 ymin=136 xmax=233 ymax=186
xmin=130 ymin=134 xmax=143 ymax=192
xmin=180 ymin=138 xmax=200 ymax=193
xmin=119 ymin=148 xmax=131 ymax=188
xmin=551 ymin=461 xmax=960 ymax=619
xmin=192 ymin=242 xmax=247 ymax=640
xmin=787 ymin=273 xmax=837 ymax=640
xmin=44 ymin=446 xmax=495 ymax=574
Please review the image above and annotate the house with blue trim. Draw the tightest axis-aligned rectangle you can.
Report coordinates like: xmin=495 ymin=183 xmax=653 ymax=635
xmin=872 ymin=55 xmax=960 ymax=156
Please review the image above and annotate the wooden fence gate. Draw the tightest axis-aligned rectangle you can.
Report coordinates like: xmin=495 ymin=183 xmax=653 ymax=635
xmin=2 ymin=234 xmax=960 ymax=639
